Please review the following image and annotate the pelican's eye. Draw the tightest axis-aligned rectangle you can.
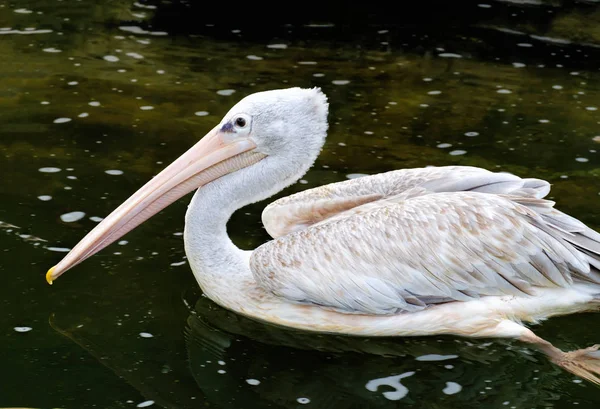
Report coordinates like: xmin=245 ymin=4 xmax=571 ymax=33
xmin=235 ymin=117 xmax=247 ymax=128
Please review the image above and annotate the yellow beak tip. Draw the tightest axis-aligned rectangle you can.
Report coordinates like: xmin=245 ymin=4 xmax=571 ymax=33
xmin=46 ymin=266 xmax=55 ymax=285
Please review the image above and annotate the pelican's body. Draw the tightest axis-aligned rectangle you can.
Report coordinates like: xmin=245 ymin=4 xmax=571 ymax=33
xmin=47 ymin=88 xmax=600 ymax=383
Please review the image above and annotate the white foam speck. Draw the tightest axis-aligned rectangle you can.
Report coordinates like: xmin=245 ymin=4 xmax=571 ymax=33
xmin=365 ymin=372 xmax=415 ymax=401
xmin=512 ymin=62 xmax=525 ymax=68
xmin=267 ymin=43 xmax=287 ymax=49
xmin=14 ymin=8 xmax=33 ymax=14
xmin=438 ymin=53 xmax=462 ymax=58
xmin=427 ymin=90 xmax=442 ymax=95
xmin=41 ymin=101 xmax=50 ymax=105
xmin=517 ymin=43 xmax=533 ymax=47
xmin=297 ymin=398 xmax=311 ymax=404
xmin=38 ymin=195 xmax=52 ymax=201
xmin=39 ymin=167 xmax=61 ymax=173
xmin=437 ymin=143 xmax=452 ymax=148
xmin=346 ymin=173 xmax=369 ymax=179
xmin=170 ymin=261 xmax=187 ymax=266
xmin=43 ymin=47 xmax=61 ymax=53
xmin=416 ymin=354 xmax=458 ymax=361
xmin=126 ymin=52 xmax=144 ymax=59
xmin=586 ymin=107 xmax=597 ymax=111
xmin=539 ymin=119 xmax=550 ymax=123
xmin=103 ymin=55 xmax=119 ymax=62
xmin=217 ymin=89 xmax=235 ymax=96
xmin=443 ymin=382 xmax=462 ymax=395
xmin=139 ymin=332 xmax=154 ymax=338
xmin=78 ymin=112 xmax=89 ymax=118
xmin=105 ymin=169 xmax=124 ymax=175
xmin=136 ymin=401 xmax=154 ymax=408
xmin=449 ymin=150 xmax=467 ymax=156
xmin=46 ymin=247 xmax=71 ymax=252
xmin=118 ymin=240 xmax=128 ymax=245
xmin=576 ymin=157 xmax=589 ymax=162
xmin=497 ymin=89 xmax=512 ymax=94
xmin=332 ymin=80 xmax=350 ymax=85
xmin=60 ymin=211 xmax=86 ymax=223
xmin=194 ymin=111 xmax=209 ymax=116
xmin=89 ymin=101 xmax=101 ymax=106
xmin=552 ymin=85 xmax=563 ymax=90
xmin=298 ymin=61 xmax=317 ymax=65
xmin=246 ymin=55 xmax=263 ymax=60
xmin=134 ymin=2 xmax=157 ymax=9
xmin=246 ymin=379 xmax=261 ymax=385
xmin=53 ymin=117 xmax=71 ymax=124
xmin=14 ymin=326 xmax=32 ymax=332
xmin=140 ymin=106 xmax=154 ymax=110
xmin=90 ymin=216 xmax=104 ymax=222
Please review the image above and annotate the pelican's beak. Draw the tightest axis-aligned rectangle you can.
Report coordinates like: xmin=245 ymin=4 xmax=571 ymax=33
xmin=46 ymin=126 xmax=262 ymax=284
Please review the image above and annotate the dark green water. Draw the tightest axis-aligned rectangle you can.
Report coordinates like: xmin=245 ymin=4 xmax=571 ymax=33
xmin=2 ymin=0 xmax=600 ymax=408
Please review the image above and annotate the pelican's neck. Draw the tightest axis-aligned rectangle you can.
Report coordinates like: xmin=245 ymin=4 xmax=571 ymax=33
xmin=184 ymin=174 xmax=252 ymax=293
xmin=184 ymin=156 xmax=308 ymax=300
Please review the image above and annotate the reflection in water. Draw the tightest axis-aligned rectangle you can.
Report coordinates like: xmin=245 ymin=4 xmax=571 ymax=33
xmin=50 ymin=295 xmax=591 ymax=408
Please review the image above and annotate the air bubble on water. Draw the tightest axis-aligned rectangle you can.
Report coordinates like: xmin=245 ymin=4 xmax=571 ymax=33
xmin=60 ymin=211 xmax=85 ymax=222
xmin=443 ymin=382 xmax=462 ymax=395
xmin=39 ymin=167 xmax=61 ymax=173
xmin=126 ymin=52 xmax=144 ymax=59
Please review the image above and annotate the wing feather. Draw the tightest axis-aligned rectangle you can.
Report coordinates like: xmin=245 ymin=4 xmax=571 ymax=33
xmin=262 ymin=166 xmax=551 ymax=239
xmin=250 ymin=191 xmax=598 ymax=314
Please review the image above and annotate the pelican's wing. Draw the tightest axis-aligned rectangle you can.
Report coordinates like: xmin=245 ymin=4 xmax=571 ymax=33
xmin=262 ymin=166 xmax=550 ymax=238
xmin=251 ymin=191 xmax=600 ymax=314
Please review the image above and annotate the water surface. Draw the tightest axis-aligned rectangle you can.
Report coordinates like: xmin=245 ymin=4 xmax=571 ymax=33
xmin=2 ymin=0 xmax=600 ymax=408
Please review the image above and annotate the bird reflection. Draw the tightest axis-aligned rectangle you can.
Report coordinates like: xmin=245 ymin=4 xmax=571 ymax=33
xmin=51 ymin=295 xmax=591 ymax=409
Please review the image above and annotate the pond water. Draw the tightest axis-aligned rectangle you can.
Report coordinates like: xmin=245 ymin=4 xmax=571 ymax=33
xmin=2 ymin=0 xmax=600 ymax=408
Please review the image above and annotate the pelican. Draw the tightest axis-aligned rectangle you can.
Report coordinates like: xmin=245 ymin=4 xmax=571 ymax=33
xmin=47 ymin=88 xmax=600 ymax=383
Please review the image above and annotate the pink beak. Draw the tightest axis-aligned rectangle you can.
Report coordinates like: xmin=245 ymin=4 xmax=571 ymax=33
xmin=46 ymin=126 xmax=261 ymax=284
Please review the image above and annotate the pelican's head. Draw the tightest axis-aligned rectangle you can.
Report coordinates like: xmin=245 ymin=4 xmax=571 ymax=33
xmin=46 ymin=87 xmax=329 ymax=284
